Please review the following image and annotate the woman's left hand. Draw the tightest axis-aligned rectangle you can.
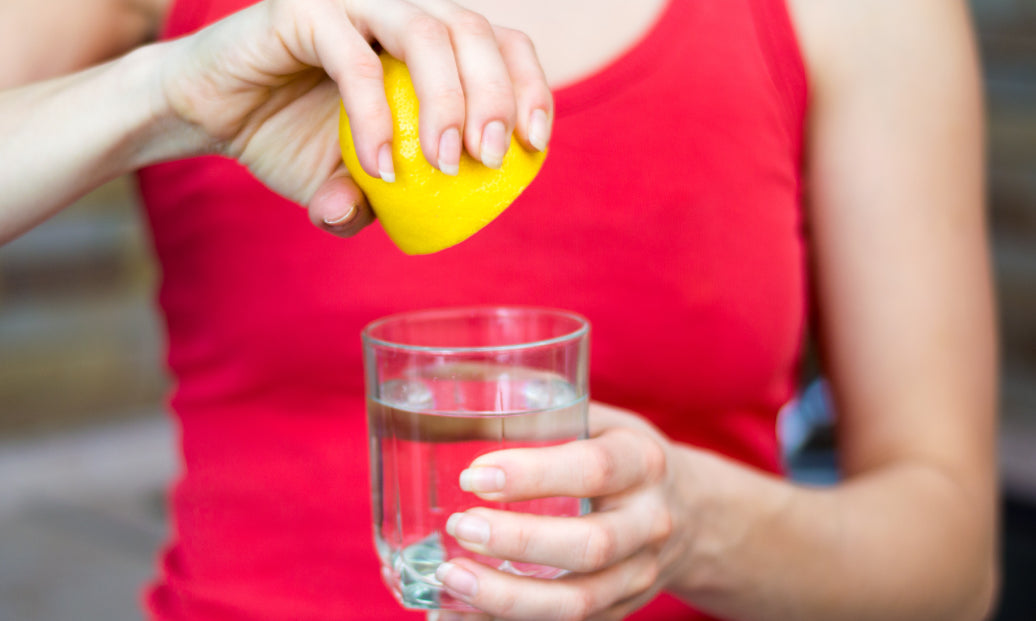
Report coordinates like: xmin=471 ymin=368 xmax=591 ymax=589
xmin=429 ymin=403 xmax=694 ymax=621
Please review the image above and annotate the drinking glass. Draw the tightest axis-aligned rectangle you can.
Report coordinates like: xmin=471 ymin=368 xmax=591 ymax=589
xmin=362 ymin=307 xmax=590 ymax=611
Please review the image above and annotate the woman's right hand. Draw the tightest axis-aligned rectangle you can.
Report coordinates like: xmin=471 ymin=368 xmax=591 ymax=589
xmin=159 ymin=0 xmax=553 ymax=235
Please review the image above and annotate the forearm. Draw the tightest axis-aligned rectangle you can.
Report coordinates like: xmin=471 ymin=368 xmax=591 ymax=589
xmin=670 ymin=449 xmax=996 ymax=621
xmin=0 ymin=41 xmax=203 ymax=243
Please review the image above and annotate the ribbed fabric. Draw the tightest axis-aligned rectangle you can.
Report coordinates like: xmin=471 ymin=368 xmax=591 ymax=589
xmin=138 ymin=1 xmax=808 ymax=618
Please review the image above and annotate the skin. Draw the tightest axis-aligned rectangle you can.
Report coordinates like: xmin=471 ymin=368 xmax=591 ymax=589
xmin=0 ymin=0 xmax=997 ymax=619
xmin=0 ymin=0 xmax=553 ymax=241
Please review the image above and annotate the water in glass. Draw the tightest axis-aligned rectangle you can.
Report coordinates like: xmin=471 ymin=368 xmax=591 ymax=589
xmin=368 ymin=362 xmax=588 ymax=610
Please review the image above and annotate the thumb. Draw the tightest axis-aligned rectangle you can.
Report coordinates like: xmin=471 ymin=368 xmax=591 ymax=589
xmin=307 ymin=165 xmax=376 ymax=238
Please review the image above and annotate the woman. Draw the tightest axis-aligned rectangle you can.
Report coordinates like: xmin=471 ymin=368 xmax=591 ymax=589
xmin=0 ymin=0 xmax=997 ymax=619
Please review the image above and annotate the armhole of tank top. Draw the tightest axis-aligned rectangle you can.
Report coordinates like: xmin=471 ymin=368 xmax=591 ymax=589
xmin=158 ymin=0 xmax=210 ymax=40
xmin=745 ymin=0 xmax=809 ymax=156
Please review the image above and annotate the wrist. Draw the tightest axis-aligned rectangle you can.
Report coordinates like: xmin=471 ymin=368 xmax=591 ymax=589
xmin=111 ymin=40 xmax=213 ymax=171
xmin=666 ymin=447 xmax=803 ymax=606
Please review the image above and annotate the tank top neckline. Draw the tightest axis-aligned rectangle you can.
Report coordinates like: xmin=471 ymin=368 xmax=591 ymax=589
xmin=552 ymin=0 xmax=683 ymax=117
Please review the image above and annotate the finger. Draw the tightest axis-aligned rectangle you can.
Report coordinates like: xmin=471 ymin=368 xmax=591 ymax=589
xmin=461 ymin=427 xmax=667 ymax=501
xmin=493 ymin=25 xmax=553 ymax=152
xmin=588 ymin=402 xmax=658 ymax=436
xmin=445 ymin=500 xmax=671 ymax=573
xmin=435 ymin=552 xmax=661 ymax=620
xmin=355 ymin=1 xmax=467 ymax=174
xmin=297 ymin=1 xmax=396 ymax=181
xmin=416 ymin=2 xmax=518 ymax=168
xmin=307 ymin=167 xmax=376 ymax=237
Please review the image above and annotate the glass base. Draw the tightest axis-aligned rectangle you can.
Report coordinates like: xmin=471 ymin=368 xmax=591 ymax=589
xmin=383 ymin=532 xmax=570 ymax=611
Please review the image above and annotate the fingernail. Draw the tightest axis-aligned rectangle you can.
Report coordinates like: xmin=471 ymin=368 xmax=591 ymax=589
xmin=459 ymin=467 xmax=505 ymax=493
xmin=438 ymin=127 xmax=461 ymax=176
xmin=436 ymin=562 xmax=479 ymax=599
xmin=529 ymin=109 xmax=550 ymax=151
xmin=427 ymin=612 xmax=440 ymax=621
xmin=446 ymin=513 xmax=490 ymax=545
xmin=378 ymin=143 xmax=395 ymax=183
xmin=480 ymin=120 xmax=508 ymax=169
xmin=322 ymin=205 xmax=356 ymax=226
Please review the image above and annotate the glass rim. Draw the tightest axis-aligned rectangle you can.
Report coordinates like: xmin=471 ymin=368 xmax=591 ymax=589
xmin=361 ymin=306 xmax=589 ymax=353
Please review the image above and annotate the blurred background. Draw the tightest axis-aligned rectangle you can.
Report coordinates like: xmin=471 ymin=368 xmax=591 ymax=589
xmin=0 ymin=1 xmax=1033 ymax=619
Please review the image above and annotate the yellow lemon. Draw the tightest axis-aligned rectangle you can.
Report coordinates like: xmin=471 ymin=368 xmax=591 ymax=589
xmin=339 ymin=53 xmax=547 ymax=255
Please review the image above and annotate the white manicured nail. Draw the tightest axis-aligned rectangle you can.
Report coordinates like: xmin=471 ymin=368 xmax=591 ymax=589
xmin=479 ymin=120 xmax=508 ymax=169
xmin=323 ymin=205 xmax=355 ymax=226
xmin=529 ymin=109 xmax=550 ymax=151
xmin=438 ymin=127 xmax=461 ymax=176
xmin=378 ymin=143 xmax=395 ymax=183
xmin=459 ymin=467 xmax=505 ymax=493
xmin=435 ymin=562 xmax=479 ymax=598
xmin=446 ymin=513 xmax=491 ymax=545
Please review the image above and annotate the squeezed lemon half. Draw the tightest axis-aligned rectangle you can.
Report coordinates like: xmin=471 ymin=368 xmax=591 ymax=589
xmin=339 ymin=53 xmax=547 ymax=255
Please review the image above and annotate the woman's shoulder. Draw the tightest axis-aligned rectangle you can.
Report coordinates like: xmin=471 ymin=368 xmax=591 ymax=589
xmin=785 ymin=0 xmax=977 ymax=95
xmin=0 ymin=0 xmax=175 ymax=87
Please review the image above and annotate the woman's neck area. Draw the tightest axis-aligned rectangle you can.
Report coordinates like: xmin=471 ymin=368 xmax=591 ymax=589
xmin=459 ymin=0 xmax=670 ymax=88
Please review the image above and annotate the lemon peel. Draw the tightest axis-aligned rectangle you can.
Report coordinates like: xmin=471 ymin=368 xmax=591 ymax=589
xmin=339 ymin=53 xmax=547 ymax=255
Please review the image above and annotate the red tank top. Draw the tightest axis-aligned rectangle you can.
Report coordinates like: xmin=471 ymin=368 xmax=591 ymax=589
xmin=137 ymin=1 xmax=808 ymax=619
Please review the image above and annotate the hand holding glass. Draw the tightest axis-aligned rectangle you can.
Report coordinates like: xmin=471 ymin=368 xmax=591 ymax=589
xmin=363 ymin=307 xmax=590 ymax=611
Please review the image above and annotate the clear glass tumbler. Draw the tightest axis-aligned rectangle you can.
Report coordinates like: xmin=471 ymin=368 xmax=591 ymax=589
xmin=362 ymin=307 xmax=590 ymax=611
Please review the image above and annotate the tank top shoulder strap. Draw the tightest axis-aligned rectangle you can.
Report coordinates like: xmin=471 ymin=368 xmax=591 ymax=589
xmin=744 ymin=0 xmax=809 ymax=146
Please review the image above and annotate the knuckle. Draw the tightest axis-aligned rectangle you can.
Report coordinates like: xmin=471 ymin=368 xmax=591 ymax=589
xmin=609 ymin=427 xmax=666 ymax=483
xmin=641 ymin=436 xmax=668 ymax=483
xmin=471 ymin=81 xmax=517 ymax=118
xmin=651 ymin=505 xmax=675 ymax=544
xmin=581 ymin=443 xmax=617 ymax=492
xmin=406 ymin=14 xmax=449 ymax=44
xmin=515 ymin=73 xmax=551 ymax=102
xmin=448 ymin=10 xmax=494 ymax=39
xmin=427 ymin=84 xmax=466 ymax=109
xmin=580 ymin=521 xmax=617 ymax=571
xmin=636 ymin=558 xmax=662 ymax=592
xmin=298 ymin=0 xmax=324 ymax=21
xmin=481 ymin=79 xmax=515 ymax=99
xmin=346 ymin=102 xmax=388 ymax=134
xmin=484 ymin=80 xmax=516 ymax=103
xmin=559 ymin=588 xmax=594 ymax=621
xmin=493 ymin=588 xmax=521 ymax=618
xmin=347 ymin=52 xmax=384 ymax=84
xmin=511 ymin=521 xmax=535 ymax=559
xmin=268 ymin=0 xmax=290 ymax=23
xmin=268 ymin=0 xmax=298 ymax=20
xmin=496 ymin=26 xmax=534 ymax=51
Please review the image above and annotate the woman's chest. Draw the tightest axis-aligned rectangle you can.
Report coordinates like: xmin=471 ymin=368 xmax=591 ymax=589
xmin=145 ymin=0 xmax=809 ymax=421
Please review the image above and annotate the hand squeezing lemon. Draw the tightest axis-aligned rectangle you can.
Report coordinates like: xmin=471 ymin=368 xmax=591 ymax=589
xmin=339 ymin=53 xmax=547 ymax=255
